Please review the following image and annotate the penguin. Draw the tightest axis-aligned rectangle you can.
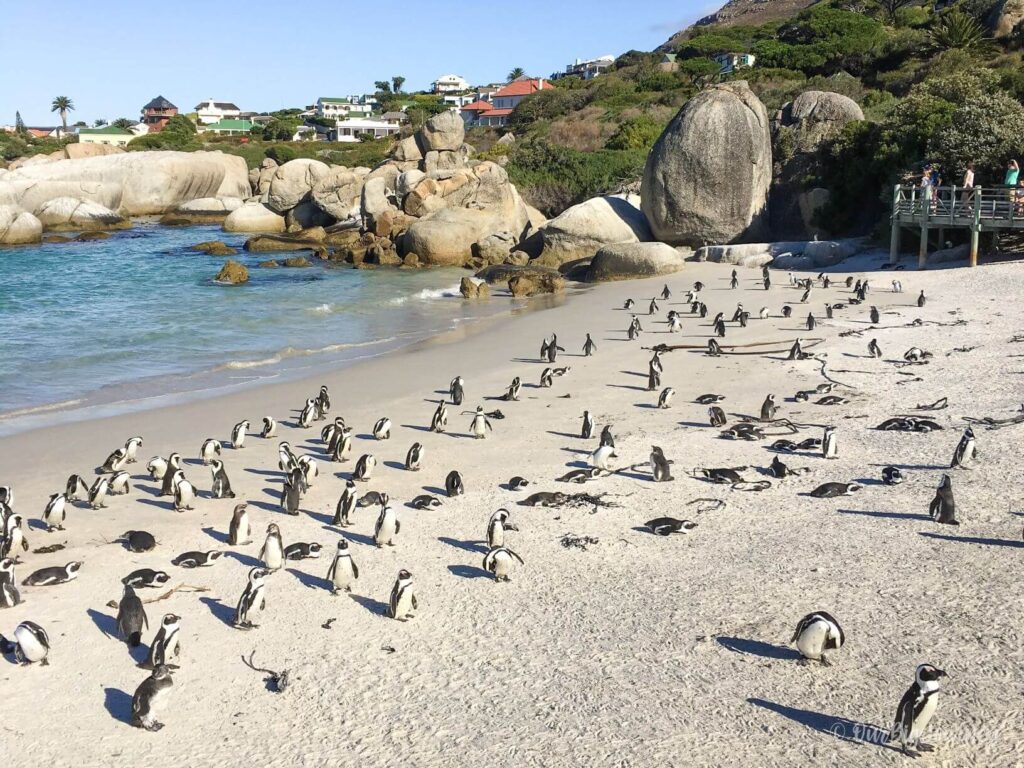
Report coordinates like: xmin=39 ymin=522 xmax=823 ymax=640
xmin=950 ymin=427 xmax=976 ymax=469
xmin=100 ymin=447 xmax=129 ymax=474
xmin=146 ymin=457 xmax=168 ymax=482
xmin=714 ymin=318 xmax=726 ymax=337
xmin=800 ymin=286 xmax=811 ymax=303
xmin=791 ymin=611 xmax=845 ymax=665
xmin=280 ymin=467 xmax=303 ymax=515
xmin=870 ymin=306 xmax=880 ymax=324
xmin=405 ymin=442 xmax=425 ymax=472
xmin=450 ymin=376 xmax=465 ymax=406
xmin=0 ymin=515 xmax=26 ymax=560
xmin=260 ymin=416 xmax=277 ymax=439
xmin=696 ymin=394 xmax=724 ymax=405
xmin=88 ymin=476 xmax=110 ymax=509
xmin=117 ymin=584 xmax=148 ymax=647
xmin=329 ymin=427 xmax=353 ymax=463
xmin=868 ymin=338 xmax=882 ymax=358
xmin=487 ymin=509 xmax=518 ymax=549
xmin=730 ymin=273 xmax=739 ymax=290
xmin=822 ymin=426 xmax=838 ymax=459
xmin=122 ymin=569 xmax=171 ymax=589
xmin=431 ymin=401 xmax=449 ymax=433
xmin=22 ymin=561 xmax=81 ymax=585
xmin=469 ymin=406 xmax=492 ymax=439
xmin=352 ymin=454 xmax=376 ymax=482
xmin=650 ymin=446 xmax=674 ymax=482
xmin=556 ymin=468 xmax=603 ymax=483
xmin=917 ymin=290 xmax=926 ymax=308
xmin=707 ymin=338 xmax=722 ymax=357
xmin=759 ymin=307 xmax=770 ymax=320
xmin=483 ymin=546 xmax=524 ymax=582
xmin=333 ymin=480 xmax=359 ymax=527
xmin=709 ymin=406 xmax=727 ymax=427
xmin=259 ymin=524 xmax=285 ymax=570
xmin=657 ymin=387 xmax=675 ymax=409
xmin=298 ymin=455 xmax=318 ymax=488
xmin=892 ymin=279 xmax=903 ymax=293
xmin=66 ymin=474 xmax=89 ymax=502
xmin=583 ymin=333 xmax=597 ymax=356
xmin=882 ymin=466 xmax=904 ymax=485
xmin=200 ymin=438 xmax=221 ymax=465
xmin=121 ymin=436 xmax=143 ymax=463
xmin=627 ymin=321 xmax=639 ymax=341
xmin=231 ymin=420 xmax=249 ymax=449
xmin=782 ymin=305 xmax=792 ymax=318
xmin=277 ymin=442 xmax=298 ymax=474
xmin=160 ymin=454 xmax=183 ymax=496
xmin=131 ymin=665 xmax=173 ymax=731
xmin=389 ymin=569 xmax=417 ymax=620
xmin=693 ymin=281 xmax=704 ymax=292
xmin=171 ymin=471 xmax=196 ymax=512
xmin=816 ymin=395 xmax=848 ymax=406
xmin=1 ymin=620 xmax=49 ymax=665
xmin=206 ymin=460 xmax=233 ymax=500
xmin=508 ymin=477 xmax=530 ymax=491
xmin=326 ymin=539 xmax=359 ymax=594
xmin=623 ymin=299 xmax=634 ymax=309
xmin=769 ymin=456 xmax=791 ymax=478
xmin=892 ymin=664 xmax=947 ymax=757
xmin=540 ymin=368 xmax=554 ymax=388
xmin=372 ymin=417 xmax=392 ymax=440
xmin=171 ymin=550 xmax=222 ymax=568
xmin=374 ymin=505 xmax=400 ymax=547
xmin=42 ymin=493 xmax=67 ymax=531
xmin=0 ymin=558 xmax=22 ymax=608
xmin=446 ymin=470 xmax=465 ymax=497
xmin=929 ymin=475 xmax=959 ymax=525
xmin=647 ymin=367 xmax=660 ymax=392
xmin=645 ymin=517 xmax=697 ymax=536
xmin=760 ymin=394 xmax=777 ymax=422
xmin=845 ymin=275 xmax=854 ymax=288
xmin=144 ymin=615 xmax=181 ymax=670
xmin=806 ymin=313 xmax=816 ymax=331
xmin=228 ymin=503 xmax=251 ymax=546
xmin=661 ymin=284 xmax=671 ymax=300
xmin=503 ymin=377 xmax=522 ymax=401
xmin=763 ymin=275 xmax=771 ymax=290
xmin=591 ymin=444 xmax=618 ymax=471
xmin=668 ymin=314 xmax=683 ymax=333
xmin=600 ymin=425 xmax=615 ymax=448
xmin=233 ymin=567 xmax=269 ymax=630
xmin=582 ymin=410 xmax=594 ymax=439
xmin=124 ymin=530 xmax=156 ymax=553
xmin=809 ymin=482 xmax=862 ymax=498
xmin=648 ymin=298 xmax=659 ymax=315
xmin=316 ymin=385 xmax=331 ymax=415
xmin=544 ymin=333 xmax=564 ymax=363
xmin=284 ymin=542 xmax=323 ymax=560
xmin=825 ymin=303 xmax=833 ymax=320
xmin=411 ymin=494 xmax=442 ymax=510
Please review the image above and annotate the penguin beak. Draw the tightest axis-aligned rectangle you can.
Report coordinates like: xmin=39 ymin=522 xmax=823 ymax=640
xmin=935 ymin=668 xmax=948 ymax=678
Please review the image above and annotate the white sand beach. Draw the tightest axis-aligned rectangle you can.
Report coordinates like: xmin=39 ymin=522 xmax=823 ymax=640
xmin=2 ymin=258 xmax=1023 ymax=767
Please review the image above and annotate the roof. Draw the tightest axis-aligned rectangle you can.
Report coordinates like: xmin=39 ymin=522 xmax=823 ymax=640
xmin=203 ymin=119 xmax=253 ymax=131
xmin=434 ymin=74 xmax=466 ymax=81
xmin=26 ymin=127 xmax=59 ymax=137
xmin=143 ymin=95 xmax=177 ymax=111
xmin=478 ymin=108 xmax=513 ymax=118
xmin=318 ymin=97 xmax=352 ymax=104
xmin=79 ymin=126 xmax=134 ymax=135
xmin=461 ymin=100 xmax=493 ymax=112
xmin=493 ymin=79 xmax=547 ymax=98
xmin=380 ymin=111 xmax=408 ymax=120
xmin=195 ymin=101 xmax=240 ymax=111
xmin=335 ymin=118 xmax=400 ymax=129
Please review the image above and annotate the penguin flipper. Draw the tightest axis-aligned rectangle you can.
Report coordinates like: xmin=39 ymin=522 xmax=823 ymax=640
xmin=411 ymin=594 xmax=418 ymax=610
xmin=352 ymin=562 xmax=359 ymax=579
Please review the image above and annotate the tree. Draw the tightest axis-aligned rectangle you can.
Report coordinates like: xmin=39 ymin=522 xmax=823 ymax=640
xmin=51 ymin=96 xmax=75 ymax=132
xmin=14 ymin=111 xmax=25 ymax=134
xmin=872 ymin=0 xmax=916 ymax=25
xmin=374 ymin=81 xmax=392 ymax=94
xmin=112 ymin=118 xmax=134 ymax=129
xmin=93 ymin=118 xmax=106 ymax=127
xmin=508 ymin=67 xmax=526 ymax=81
xmin=928 ymin=10 xmax=992 ymax=52
xmin=391 ymin=76 xmax=406 ymax=94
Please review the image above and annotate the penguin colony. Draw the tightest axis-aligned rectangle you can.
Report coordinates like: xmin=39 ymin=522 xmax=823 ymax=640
xmin=0 ymin=268 xmax=983 ymax=758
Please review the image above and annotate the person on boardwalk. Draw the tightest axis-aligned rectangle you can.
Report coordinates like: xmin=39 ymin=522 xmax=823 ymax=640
xmin=958 ymin=162 xmax=975 ymax=215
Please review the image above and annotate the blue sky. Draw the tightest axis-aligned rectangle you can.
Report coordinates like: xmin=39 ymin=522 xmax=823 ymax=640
xmin=3 ymin=0 xmax=715 ymax=126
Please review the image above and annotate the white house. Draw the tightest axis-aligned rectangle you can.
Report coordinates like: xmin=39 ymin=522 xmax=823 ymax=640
xmin=332 ymin=118 xmax=402 ymax=142
xmin=316 ymin=97 xmax=374 ymax=120
xmin=442 ymin=94 xmax=476 ymax=108
xmin=77 ymin=126 xmax=135 ymax=146
xmin=556 ymin=55 xmax=615 ymax=80
xmin=194 ymin=99 xmax=241 ymax=125
xmin=432 ymin=74 xmax=470 ymax=94
xmin=714 ymin=53 xmax=756 ymax=74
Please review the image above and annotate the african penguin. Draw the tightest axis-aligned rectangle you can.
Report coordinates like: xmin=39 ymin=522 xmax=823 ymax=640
xmin=144 ymin=614 xmax=181 ymax=670
xmin=233 ymin=567 xmax=268 ymax=630
xmin=483 ymin=546 xmax=524 ymax=582
xmin=228 ymin=503 xmax=251 ymax=546
xmin=374 ymin=506 xmax=400 ymax=547
xmin=892 ymin=664 xmax=947 ymax=757
xmin=131 ymin=665 xmax=173 ymax=730
xmin=22 ymin=561 xmax=82 ymax=586
xmin=326 ymin=540 xmax=359 ymax=594
xmin=259 ymin=524 xmax=285 ymax=570
xmin=791 ymin=611 xmax=845 ymax=665
xmin=389 ymin=569 xmax=417 ymax=621
xmin=117 ymin=585 xmax=148 ymax=647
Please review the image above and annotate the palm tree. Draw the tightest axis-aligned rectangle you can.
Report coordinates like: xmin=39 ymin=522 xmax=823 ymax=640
xmin=51 ymin=96 xmax=74 ymax=132
xmin=507 ymin=67 xmax=526 ymax=81
xmin=391 ymin=76 xmax=406 ymax=94
xmin=928 ymin=10 xmax=992 ymax=53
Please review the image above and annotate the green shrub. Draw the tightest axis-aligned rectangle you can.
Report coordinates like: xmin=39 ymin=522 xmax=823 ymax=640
xmin=264 ymin=144 xmax=298 ymax=164
xmin=605 ymin=115 xmax=666 ymax=150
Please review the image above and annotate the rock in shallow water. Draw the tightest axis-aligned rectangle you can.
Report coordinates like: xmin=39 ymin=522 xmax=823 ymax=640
xmin=214 ymin=259 xmax=249 ymax=285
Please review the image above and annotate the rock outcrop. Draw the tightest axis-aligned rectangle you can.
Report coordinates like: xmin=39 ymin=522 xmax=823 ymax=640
xmin=33 ymin=197 xmax=129 ymax=231
xmin=989 ymin=0 xmax=1024 ymax=37
xmin=0 ymin=205 xmax=42 ymax=244
xmin=214 ymin=259 xmax=249 ymax=284
xmin=509 ymin=272 xmax=565 ymax=297
xmin=459 ymin=276 xmax=490 ymax=299
xmin=536 ymin=195 xmax=651 ymax=266
xmin=266 ymin=158 xmax=332 ymax=214
xmin=587 ymin=242 xmax=687 ymax=282
xmin=641 ymin=81 xmax=771 ymax=247
xmin=310 ymin=167 xmax=366 ymax=220
xmin=224 ymin=201 xmax=287 ymax=233
xmin=190 ymin=240 xmax=237 ymax=256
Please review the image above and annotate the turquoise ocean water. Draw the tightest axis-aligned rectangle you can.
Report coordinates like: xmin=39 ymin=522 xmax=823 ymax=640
xmin=0 ymin=222 xmax=495 ymax=431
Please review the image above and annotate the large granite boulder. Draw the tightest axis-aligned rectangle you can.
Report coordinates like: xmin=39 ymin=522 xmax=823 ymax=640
xmin=361 ymin=176 xmax=398 ymax=230
xmin=509 ymin=272 xmax=565 ymax=297
xmin=34 ymin=197 xmax=129 ymax=231
xmin=0 ymin=150 xmax=250 ymax=215
xmin=0 ymin=205 xmax=42 ymax=244
xmin=223 ymin=201 xmax=286 ymax=233
xmin=404 ymin=208 xmax=512 ymax=266
xmin=63 ymin=143 xmax=125 ymax=161
xmin=310 ymin=167 xmax=365 ymax=220
xmin=641 ymin=81 xmax=771 ymax=247
xmin=266 ymin=158 xmax=332 ymax=214
xmin=392 ymin=136 xmax=424 ymax=163
xmin=588 ymin=242 xmax=686 ymax=282
xmin=417 ymin=110 xmax=465 ymax=153
xmin=161 ymin=195 xmax=244 ymax=224
xmin=989 ymin=0 xmax=1024 ymax=37
xmin=537 ymin=195 xmax=651 ymax=266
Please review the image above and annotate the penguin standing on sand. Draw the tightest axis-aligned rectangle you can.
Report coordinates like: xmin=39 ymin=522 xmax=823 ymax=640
xmin=280 ymin=467 xmax=303 ymax=515
xmin=446 ymin=470 xmax=465 ymax=497
xmin=389 ymin=570 xmax=417 ymax=620
xmin=109 ymin=471 xmax=132 ymax=495
xmin=88 ymin=477 xmax=110 ymax=509
xmin=231 ymin=420 xmax=249 ymax=449
xmin=200 ymin=439 xmax=221 ymax=465
xmin=160 ymin=454 xmax=183 ymax=496
xmin=822 ymin=427 xmax=838 ymax=459
xmin=66 ymin=474 xmax=89 ymax=502
xmin=298 ymin=398 xmax=317 ymax=428
xmin=329 ymin=427 xmax=353 ymax=463
xmin=326 ymin=540 xmax=359 ymax=594
xmin=1 ymin=516 xmax=26 ymax=560
xmin=233 ymin=567 xmax=269 ymax=630
xmin=542 ymin=334 xmax=565 ymax=363
xmin=123 ymin=436 xmax=143 ymax=463
xmin=260 ymin=416 xmax=276 ymax=438
xmin=131 ymin=665 xmax=173 ymax=731
xmin=791 ymin=611 xmax=845 ymax=665
xmin=145 ymin=614 xmax=181 ymax=669
xmin=208 ymin=460 xmax=235 ymax=499
xmin=730 ymin=270 xmax=739 ymax=289
xmin=504 ymin=377 xmax=522 ymax=401
xmin=582 ymin=333 xmax=597 ymax=356
xmin=806 ymin=313 xmax=816 ymax=331
xmin=870 ymin=306 xmax=880 ymax=324
xmin=42 ymin=493 xmax=67 ymax=532
xmin=623 ymin=299 xmax=634 ymax=310
xmin=892 ymin=664 xmax=947 ymax=757
xmin=146 ymin=457 xmax=168 ymax=482
xmin=918 ymin=290 xmax=926 ymax=308
xmin=591 ymin=444 xmax=618 ymax=471
xmin=868 ymin=339 xmax=882 ymax=358
xmin=647 ymin=364 xmax=661 ymax=392
xmin=540 ymin=368 xmax=554 ymax=388
xmin=469 ymin=407 xmax=493 ymax=439
xmin=352 ymin=454 xmax=376 ymax=482
xmin=117 ymin=585 xmax=148 ymax=647
xmin=649 ymin=298 xmax=659 ymax=315
xmin=582 ymin=411 xmax=594 ymax=439
xmin=487 ymin=508 xmax=518 ymax=548
xmin=431 ymin=401 xmax=449 ymax=433
xmin=372 ymin=417 xmax=392 ymax=440
xmin=760 ymin=395 xmax=777 ymax=422
xmin=333 ymin=481 xmax=359 ymax=527
xmin=405 ymin=442 xmax=424 ymax=471
xmin=650 ymin=447 xmax=674 ymax=482
xmin=657 ymin=387 xmax=675 ymax=409
xmin=450 ymin=376 xmax=465 ymax=406
xmin=600 ymin=425 xmax=615 ymax=448
xmin=101 ymin=447 xmax=129 ymax=474
xmin=0 ymin=558 xmax=22 ymax=608
xmin=374 ymin=506 xmax=400 ymax=547
xmin=259 ymin=524 xmax=285 ymax=570
xmin=171 ymin=471 xmax=196 ymax=512
xmin=316 ymin=385 xmax=331 ymax=415
xmin=950 ymin=427 xmax=976 ymax=469
xmin=483 ymin=546 xmax=525 ymax=582
xmin=929 ymin=475 xmax=959 ymax=525
xmin=709 ymin=406 xmax=727 ymax=427
xmin=661 ymin=284 xmax=671 ymax=300
xmin=228 ymin=503 xmax=250 ymax=545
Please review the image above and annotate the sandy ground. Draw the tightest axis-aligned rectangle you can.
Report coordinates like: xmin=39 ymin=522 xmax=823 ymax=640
xmin=1 ymin=254 xmax=1023 ymax=767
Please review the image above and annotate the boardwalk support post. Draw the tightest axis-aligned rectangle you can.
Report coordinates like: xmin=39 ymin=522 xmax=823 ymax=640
xmin=889 ymin=184 xmax=901 ymax=265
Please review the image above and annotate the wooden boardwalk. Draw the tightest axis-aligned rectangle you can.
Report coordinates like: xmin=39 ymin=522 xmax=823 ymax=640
xmin=890 ymin=184 xmax=1024 ymax=267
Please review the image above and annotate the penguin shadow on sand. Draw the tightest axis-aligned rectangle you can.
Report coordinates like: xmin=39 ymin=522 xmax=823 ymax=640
xmin=438 ymin=536 xmax=487 ymax=555
xmin=136 ymin=497 xmax=172 ymax=511
xmin=103 ymin=687 xmax=134 ymax=726
xmin=919 ymin=531 xmax=1024 ymax=549
xmin=304 ymin=509 xmax=335 ymax=527
xmin=200 ymin=596 xmax=237 ymax=627
xmin=202 ymin=525 xmax=230 ymax=544
xmin=837 ymin=508 xmax=931 ymax=522
xmin=747 ymin=698 xmax=894 ymax=751
xmin=87 ymin=607 xmax=119 ymax=639
xmin=27 ymin=518 xmax=49 ymax=532
xmin=334 ymin=528 xmax=376 ymax=548
xmin=421 ymin=484 xmax=448 ymax=496
xmin=287 ymin=567 xmax=333 ymax=592
xmin=448 ymin=563 xmax=491 ymax=580
xmin=546 ymin=430 xmax=582 ymax=439
xmin=224 ymin=550 xmax=264 ymax=568
xmin=633 ymin=402 xmax=660 ymax=410
xmin=244 ymin=468 xmax=281 ymax=478
xmin=132 ymin=481 xmax=162 ymax=497
xmin=606 ymin=383 xmax=649 ymax=393
xmin=401 ymin=423 xmax=434 ymax=434
xmin=716 ymin=636 xmax=800 ymax=661
xmin=383 ymin=460 xmax=407 ymax=471
xmin=349 ymin=593 xmax=390 ymax=617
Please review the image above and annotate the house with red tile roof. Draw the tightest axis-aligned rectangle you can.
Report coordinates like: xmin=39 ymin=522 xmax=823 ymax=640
xmin=474 ymin=78 xmax=549 ymax=128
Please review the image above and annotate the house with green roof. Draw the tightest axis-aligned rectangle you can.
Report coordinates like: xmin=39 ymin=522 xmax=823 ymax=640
xmin=77 ymin=125 xmax=135 ymax=147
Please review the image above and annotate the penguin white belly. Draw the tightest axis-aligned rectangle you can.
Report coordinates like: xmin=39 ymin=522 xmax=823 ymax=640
xmin=16 ymin=628 xmax=46 ymax=662
xmin=492 ymin=553 xmax=512 ymax=579
xmin=394 ymin=589 xmax=414 ymax=618
xmin=911 ymin=696 xmax=938 ymax=740
xmin=263 ymin=542 xmax=283 ymax=570
xmin=796 ymin=622 xmax=828 ymax=660
xmin=488 ymin=528 xmax=504 ymax=549
xmin=331 ymin=558 xmax=356 ymax=590
xmin=376 ymin=519 xmax=397 ymax=546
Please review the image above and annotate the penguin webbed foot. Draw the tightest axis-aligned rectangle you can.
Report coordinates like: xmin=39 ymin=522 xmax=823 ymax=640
xmin=819 ymin=654 xmax=832 ymax=667
xmin=917 ymin=743 xmax=934 ymax=753
xmin=797 ymin=657 xmax=811 ymax=667
xmin=146 ymin=721 xmax=165 ymax=732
